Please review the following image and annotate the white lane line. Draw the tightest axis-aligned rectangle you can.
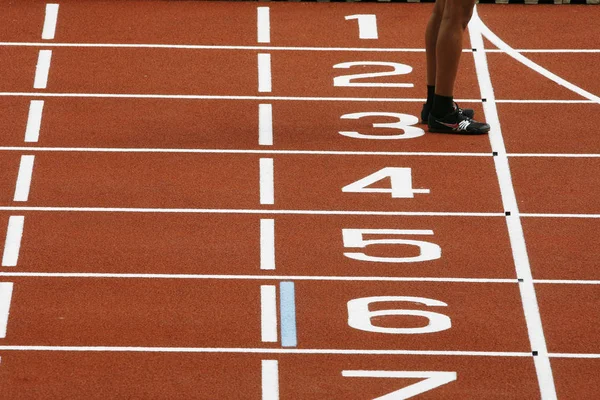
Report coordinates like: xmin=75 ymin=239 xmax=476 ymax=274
xmin=13 ymin=155 xmax=35 ymax=202
xmin=1 ymin=41 xmax=599 ymax=53
xmin=534 ymin=279 xmax=600 ymax=285
xmin=42 ymin=4 xmax=59 ymax=40
xmin=259 ymin=104 xmax=273 ymax=146
xmin=470 ymin=10 xmax=557 ymax=399
xmin=257 ymin=7 xmax=271 ymax=44
xmin=258 ymin=54 xmax=272 ymax=93
xmin=0 ymin=283 xmax=13 ymax=338
xmin=2 ymin=216 xmax=24 ymax=267
xmin=3 ymin=92 xmax=589 ymax=104
xmin=0 ymin=272 xmax=517 ymax=283
xmin=509 ymin=153 xmax=600 ymax=158
xmin=0 ymin=147 xmax=491 ymax=157
xmin=0 ymin=207 xmax=509 ymax=217
xmin=521 ymin=213 xmax=600 ymax=219
xmin=33 ymin=50 xmax=52 ymax=89
xmin=550 ymin=353 xmax=600 ymax=359
xmin=260 ymin=219 xmax=275 ymax=270
xmin=0 ymin=345 xmax=533 ymax=356
xmin=260 ymin=158 xmax=274 ymax=205
xmin=477 ymin=15 xmax=599 ymax=105
xmin=262 ymin=360 xmax=279 ymax=400
xmin=260 ymin=285 xmax=278 ymax=343
xmin=24 ymin=100 xmax=44 ymax=143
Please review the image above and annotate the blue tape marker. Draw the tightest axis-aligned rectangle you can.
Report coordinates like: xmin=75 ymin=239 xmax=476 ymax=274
xmin=279 ymin=281 xmax=297 ymax=347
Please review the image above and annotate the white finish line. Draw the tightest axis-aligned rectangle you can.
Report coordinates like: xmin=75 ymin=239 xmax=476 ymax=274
xmin=470 ymin=9 xmax=557 ymax=399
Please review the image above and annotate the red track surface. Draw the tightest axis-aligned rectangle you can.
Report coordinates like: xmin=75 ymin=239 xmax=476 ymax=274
xmin=0 ymin=1 xmax=599 ymax=399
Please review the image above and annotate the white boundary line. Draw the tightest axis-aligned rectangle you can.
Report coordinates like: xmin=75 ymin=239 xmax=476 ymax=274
xmin=0 ymin=271 xmax=518 ymax=283
xmin=470 ymin=10 xmax=557 ymax=399
xmin=0 ymin=283 xmax=13 ymax=338
xmin=0 ymin=147 xmax=490 ymax=157
xmin=1 ymin=216 xmax=24 ymax=267
xmin=260 ymin=285 xmax=278 ymax=343
xmin=0 ymin=206 xmax=503 ymax=217
xmin=0 ymin=345 xmax=593 ymax=359
xmin=13 ymin=155 xmax=35 ymax=202
xmin=0 ymin=41 xmax=597 ymax=53
xmin=0 ymin=147 xmax=597 ymax=159
xmin=262 ymin=359 xmax=279 ymax=400
xmin=0 ymin=206 xmax=596 ymax=218
xmin=33 ymin=50 xmax=52 ymax=89
xmin=0 ymin=345 xmax=533 ymax=356
xmin=24 ymin=101 xmax=44 ymax=143
xmin=0 ymin=91 xmax=593 ymax=104
xmin=42 ymin=4 xmax=59 ymax=40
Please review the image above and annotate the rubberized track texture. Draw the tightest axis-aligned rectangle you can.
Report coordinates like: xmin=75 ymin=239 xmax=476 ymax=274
xmin=0 ymin=1 xmax=599 ymax=399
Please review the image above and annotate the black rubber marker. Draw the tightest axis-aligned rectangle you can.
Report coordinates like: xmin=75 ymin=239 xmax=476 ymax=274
xmin=505 ymin=211 xmax=511 ymax=216
xmin=532 ymin=351 xmax=539 ymax=356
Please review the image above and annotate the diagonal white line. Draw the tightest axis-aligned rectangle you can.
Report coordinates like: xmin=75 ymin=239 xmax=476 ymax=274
xmin=13 ymin=155 xmax=35 ymax=202
xmin=33 ymin=50 xmax=52 ymax=89
xmin=2 ymin=216 xmax=25 ymax=267
xmin=469 ymin=9 xmax=557 ymax=399
xmin=24 ymin=100 xmax=44 ymax=143
xmin=0 ymin=283 xmax=13 ymax=338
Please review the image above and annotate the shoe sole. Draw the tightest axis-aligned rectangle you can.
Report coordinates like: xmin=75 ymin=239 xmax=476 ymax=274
xmin=428 ymin=127 xmax=490 ymax=135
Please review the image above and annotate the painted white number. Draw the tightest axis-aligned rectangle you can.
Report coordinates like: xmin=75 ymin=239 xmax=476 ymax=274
xmin=342 ymin=229 xmax=441 ymax=263
xmin=342 ymin=167 xmax=429 ymax=198
xmin=333 ymin=62 xmax=413 ymax=88
xmin=345 ymin=14 xmax=378 ymax=40
xmin=347 ymin=296 xmax=451 ymax=334
xmin=342 ymin=370 xmax=457 ymax=400
xmin=340 ymin=112 xmax=424 ymax=140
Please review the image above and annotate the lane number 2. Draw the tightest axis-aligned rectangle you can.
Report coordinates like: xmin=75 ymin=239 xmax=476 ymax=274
xmin=334 ymin=62 xmax=413 ymax=88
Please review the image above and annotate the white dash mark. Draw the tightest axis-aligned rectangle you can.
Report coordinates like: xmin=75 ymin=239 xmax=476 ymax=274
xmin=2 ymin=216 xmax=24 ymax=267
xmin=24 ymin=100 xmax=45 ymax=142
xmin=13 ymin=155 xmax=35 ymax=202
xmin=260 ymin=285 xmax=278 ymax=343
xmin=262 ymin=359 xmax=279 ymax=400
xmin=260 ymin=219 xmax=275 ymax=270
xmin=259 ymin=158 xmax=274 ymax=205
xmin=258 ymin=54 xmax=272 ymax=93
xmin=0 ymin=283 xmax=14 ymax=338
xmin=259 ymin=104 xmax=273 ymax=146
xmin=33 ymin=50 xmax=52 ymax=89
xmin=257 ymin=7 xmax=271 ymax=44
xmin=42 ymin=4 xmax=60 ymax=40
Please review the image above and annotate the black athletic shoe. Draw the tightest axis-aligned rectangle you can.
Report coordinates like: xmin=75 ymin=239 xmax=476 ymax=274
xmin=428 ymin=109 xmax=490 ymax=135
xmin=420 ymin=102 xmax=474 ymax=124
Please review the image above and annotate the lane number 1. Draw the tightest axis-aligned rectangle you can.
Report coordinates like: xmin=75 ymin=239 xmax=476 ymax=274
xmin=346 ymin=15 xmax=378 ymax=40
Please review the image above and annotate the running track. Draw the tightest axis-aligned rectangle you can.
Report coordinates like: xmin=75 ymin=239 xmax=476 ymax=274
xmin=0 ymin=1 xmax=599 ymax=399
